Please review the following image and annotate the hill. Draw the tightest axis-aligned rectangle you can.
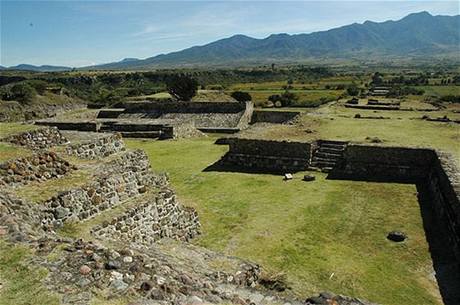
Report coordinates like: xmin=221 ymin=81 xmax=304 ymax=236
xmin=89 ymin=11 xmax=460 ymax=69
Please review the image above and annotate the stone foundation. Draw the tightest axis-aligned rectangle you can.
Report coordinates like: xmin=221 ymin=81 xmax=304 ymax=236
xmin=0 ymin=151 xmax=75 ymax=186
xmin=91 ymin=188 xmax=200 ymax=245
xmin=66 ymin=133 xmax=125 ymax=159
xmin=218 ymin=138 xmax=311 ymax=172
xmin=250 ymin=110 xmax=300 ymax=124
xmin=41 ymin=150 xmax=167 ymax=228
xmin=3 ymin=127 xmax=68 ymax=149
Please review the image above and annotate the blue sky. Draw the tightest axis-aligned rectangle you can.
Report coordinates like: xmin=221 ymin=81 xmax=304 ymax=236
xmin=1 ymin=1 xmax=459 ymax=67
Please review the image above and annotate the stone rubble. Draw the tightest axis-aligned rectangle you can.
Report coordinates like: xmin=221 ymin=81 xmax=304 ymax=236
xmin=0 ymin=151 xmax=75 ymax=187
xmin=66 ymin=133 xmax=125 ymax=159
xmin=3 ymin=127 xmax=68 ymax=149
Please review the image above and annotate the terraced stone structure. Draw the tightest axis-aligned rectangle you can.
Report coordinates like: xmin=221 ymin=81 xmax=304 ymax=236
xmin=2 ymin=126 xmax=68 ymax=149
xmin=92 ymin=188 xmax=200 ymax=245
xmin=65 ymin=132 xmax=125 ymax=159
xmin=0 ymin=151 xmax=75 ymax=186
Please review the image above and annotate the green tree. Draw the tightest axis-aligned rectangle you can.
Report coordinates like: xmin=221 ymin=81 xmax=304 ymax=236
xmin=231 ymin=91 xmax=252 ymax=102
xmin=11 ymin=83 xmax=36 ymax=103
xmin=346 ymin=84 xmax=360 ymax=96
xmin=166 ymin=74 xmax=198 ymax=101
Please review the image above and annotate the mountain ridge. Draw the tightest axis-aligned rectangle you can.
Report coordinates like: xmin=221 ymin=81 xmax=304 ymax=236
xmin=3 ymin=11 xmax=459 ymax=71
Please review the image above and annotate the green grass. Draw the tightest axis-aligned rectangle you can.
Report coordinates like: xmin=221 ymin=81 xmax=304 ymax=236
xmin=0 ymin=240 xmax=60 ymax=305
xmin=125 ymin=137 xmax=440 ymax=305
xmin=0 ymin=122 xmax=37 ymax=138
xmin=418 ymin=85 xmax=460 ymax=97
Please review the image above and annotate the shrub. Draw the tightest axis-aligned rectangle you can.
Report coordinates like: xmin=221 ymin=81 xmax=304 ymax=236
xmin=346 ymin=84 xmax=360 ymax=96
xmin=439 ymin=95 xmax=460 ymax=103
xmin=166 ymin=74 xmax=198 ymax=101
xmin=10 ymin=83 xmax=36 ymax=103
xmin=268 ymin=91 xmax=298 ymax=107
xmin=27 ymin=80 xmax=48 ymax=95
xmin=230 ymin=91 xmax=252 ymax=102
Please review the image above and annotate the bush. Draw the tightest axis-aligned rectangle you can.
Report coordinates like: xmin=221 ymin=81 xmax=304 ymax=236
xmin=346 ymin=84 xmax=360 ymax=96
xmin=26 ymin=80 xmax=48 ymax=95
xmin=268 ymin=91 xmax=298 ymax=107
xmin=231 ymin=91 xmax=252 ymax=102
xmin=10 ymin=83 xmax=36 ymax=103
xmin=166 ymin=74 xmax=198 ymax=101
xmin=439 ymin=95 xmax=460 ymax=103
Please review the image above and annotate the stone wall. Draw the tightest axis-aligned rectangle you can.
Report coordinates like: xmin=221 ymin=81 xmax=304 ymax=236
xmin=425 ymin=152 xmax=460 ymax=261
xmin=36 ymin=121 xmax=100 ymax=132
xmin=91 ymin=188 xmax=200 ymax=245
xmin=3 ymin=127 xmax=68 ymax=149
xmin=121 ymin=101 xmax=247 ymax=114
xmin=0 ymin=151 xmax=75 ymax=187
xmin=336 ymin=144 xmax=437 ymax=182
xmin=66 ymin=133 xmax=125 ymax=159
xmin=41 ymin=150 xmax=167 ymax=228
xmin=220 ymin=138 xmax=311 ymax=172
xmin=250 ymin=110 xmax=300 ymax=124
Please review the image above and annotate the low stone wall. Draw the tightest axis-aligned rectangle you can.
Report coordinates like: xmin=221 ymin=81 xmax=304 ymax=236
xmin=41 ymin=150 xmax=167 ymax=228
xmin=250 ymin=110 xmax=300 ymax=124
xmin=35 ymin=120 xmax=100 ymax=132
xmin=122 ymin=100 xmax=247 ymax=114
xmin=91 ymin=188 xmax=200 ymax=245
xmin=66 ymin=133 xmax=125 ymax=159
xmin=220 ymin=138 xmax=311 ymax=172
xmin=337 ymin=145 xmax=436 ymax=182
xmin=3 ymin=127 xmax=68 ymax=149
xmin=0 ymin=152 xmax=75 ymax=186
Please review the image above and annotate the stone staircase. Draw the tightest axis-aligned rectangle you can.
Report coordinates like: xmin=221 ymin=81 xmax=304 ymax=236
xmin=310 ymin=140 xmax=348 ymax=172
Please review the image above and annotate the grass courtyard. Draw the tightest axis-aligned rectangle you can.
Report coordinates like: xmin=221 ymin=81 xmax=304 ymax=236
xmin=126 ymin=136 xmax=441 ymax=305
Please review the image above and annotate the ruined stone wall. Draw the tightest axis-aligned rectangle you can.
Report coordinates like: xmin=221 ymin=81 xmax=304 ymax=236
xmin=122 ymin=101 xmax=247 ymax=114
xmin=338 ymin=145 xmax=436 ymax=182
xmin=426 ymin=153 xmax=460 ymax=261
xmin=41 ymin=150 xmax=167 ymax=228
xmin=66 ymin=133 xmax=125 ymax=159
xmin=0 ymin=151 xmax=75 ymax=186
xmin=91 ymin=188 xmax=200 ymax=245
xmin=221 ymin=138 xmax=311 ymax=172
xmin=250 ymin=110 xmax=300 ymax=124
xmin=3 ymin=127 xmax=68 ymax=149
xmin=35 ymin=121 xmax=100 ymax=132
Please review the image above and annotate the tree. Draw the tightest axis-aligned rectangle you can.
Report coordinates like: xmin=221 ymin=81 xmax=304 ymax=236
xmin=346 ymin=84 xmax=360 ymax=96
xmin=166 ymin=74 xmax=198 ymax=101
xmin=268 ymin=91 xmax=298 ymax=107
xmin=231 ymin=91 xmax=252 ymax=102
xmin=371 ymin=72 xmax=383 ymax=86
xmin=10 ymin=83 xmax=36 ymax=103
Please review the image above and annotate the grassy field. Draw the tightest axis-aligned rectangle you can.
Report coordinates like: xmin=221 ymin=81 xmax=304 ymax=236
xmin=0 ymin=240 xmax=60 ymax=305
xmin=126 ymin=137 xmax=440 ymax=305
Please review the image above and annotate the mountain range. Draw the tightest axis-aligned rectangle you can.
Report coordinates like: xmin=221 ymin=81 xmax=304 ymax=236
xmin=3 ymin=11 xmax=459 ymax=71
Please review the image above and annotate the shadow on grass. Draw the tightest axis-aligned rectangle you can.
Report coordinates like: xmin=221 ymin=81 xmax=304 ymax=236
xmin=203 ymin=158 xmax=305 ymax=176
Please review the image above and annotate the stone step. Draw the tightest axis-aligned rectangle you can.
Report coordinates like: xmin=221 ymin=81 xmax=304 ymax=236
xmin=320 ymin=143 xmax=347 ymax=150
xmin=321 ymin=167 xmax=334 ymax=173
xmin=318 ymin=147 xmax=345 ymax=154
xmin=319 ymin=140 xmax=348 ymax=145
xmin=311 ymin=160 xmax=337 ymax=167
xmin=314 ymin=152 xmax=342 ymax=159
xmin=312 ymin=156 xmax=339 ymax=163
